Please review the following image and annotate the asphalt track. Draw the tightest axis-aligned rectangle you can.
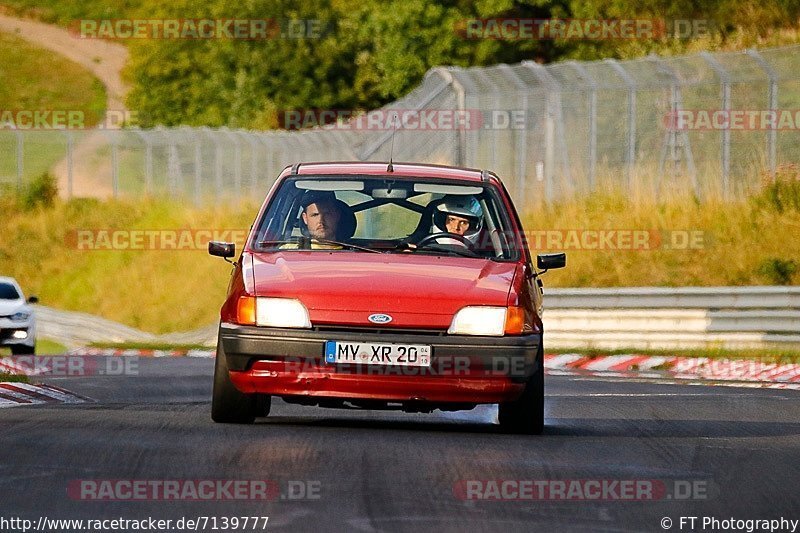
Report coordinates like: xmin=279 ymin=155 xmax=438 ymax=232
xmin=1 ymin=357 xmax=799 ymax=533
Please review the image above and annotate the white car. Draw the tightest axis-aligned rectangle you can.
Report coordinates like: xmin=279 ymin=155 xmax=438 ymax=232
xmin=0 ymin=277 xmax=37 ymax=355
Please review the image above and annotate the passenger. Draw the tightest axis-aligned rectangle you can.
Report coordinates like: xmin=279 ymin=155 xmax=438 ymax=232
xmin=428 ymin=195 xmax=484 ymax=247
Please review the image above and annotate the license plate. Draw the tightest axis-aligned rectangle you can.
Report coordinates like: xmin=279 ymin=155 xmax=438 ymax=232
xmin=325 ymin=341 xmax=431 ymax=367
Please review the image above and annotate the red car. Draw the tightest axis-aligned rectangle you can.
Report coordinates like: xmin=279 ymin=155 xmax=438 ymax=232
xmin=209 ymin=162 xmax=564 ymax=434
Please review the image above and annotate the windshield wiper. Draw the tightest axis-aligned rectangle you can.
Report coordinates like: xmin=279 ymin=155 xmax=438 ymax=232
xmin=312 ymin=238 xmax=383 ymax=253
xmin=257 ymin=237 xmax=307 ymax=248
xmin=413 ymin=244 xmax=481 ymax=258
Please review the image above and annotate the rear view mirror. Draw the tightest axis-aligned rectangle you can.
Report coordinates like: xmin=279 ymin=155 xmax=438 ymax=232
xmin=537 ymin=253 xmax=566 ymax=271
xmin=209 ymin=241 xmax=236 ymax=259
xmin=27 ymin=295 xmax=39 ymax=304
xmin=372 ymin=188 xmax=408 ymax=199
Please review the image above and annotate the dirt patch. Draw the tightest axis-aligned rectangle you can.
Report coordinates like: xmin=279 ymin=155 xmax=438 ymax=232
xmin=0 ymin=13 xmax=128 ymax=113
xmin=0 ymin=13 xmax=130 ymax=197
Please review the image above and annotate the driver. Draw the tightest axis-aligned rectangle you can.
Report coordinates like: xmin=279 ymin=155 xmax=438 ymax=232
xmin=302 ymin=195 xmax=341 ymax=241
xmin=281 ymin=191 xmax=349 ymax=249
xmin=427 ymin=195 xmax=484 ymax=247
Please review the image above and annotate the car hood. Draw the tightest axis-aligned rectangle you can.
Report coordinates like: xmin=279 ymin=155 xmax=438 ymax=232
xmin=248 ymin=252 xmax=517 ymax=329
xmin=0 ymin=299 xmax=26 ymax=316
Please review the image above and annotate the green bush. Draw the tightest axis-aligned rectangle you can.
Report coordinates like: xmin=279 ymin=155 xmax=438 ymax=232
xmin=758 ymin=258 xmax=798 ymax=285
xmin=19 ymin=172 xmax=58 ymax=211
xmin=754 ymin=164 xmax=800 ymax=213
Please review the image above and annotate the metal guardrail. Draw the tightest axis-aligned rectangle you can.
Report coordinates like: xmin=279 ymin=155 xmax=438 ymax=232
xmin=27 ymin=287 xmax=800 ymax=351
xmin=545 ymin=286 xmax=800 ymax=309
xmin=544 ymin=287 xmax=800 ymax=349
xmin=33 ymin=306 xmax=216 ymax=349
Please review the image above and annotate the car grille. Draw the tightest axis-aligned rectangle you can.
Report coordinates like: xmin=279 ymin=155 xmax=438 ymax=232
xmin=311 ymin=325 xmax=447 ymax=336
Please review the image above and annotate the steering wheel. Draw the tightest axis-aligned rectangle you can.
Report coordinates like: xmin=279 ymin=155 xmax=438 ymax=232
xmin=415 ymin=232 xmax=474 ymax=250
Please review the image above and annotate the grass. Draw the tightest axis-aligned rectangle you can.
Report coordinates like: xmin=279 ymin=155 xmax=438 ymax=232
xmin=35 ymin=338 xmax=69 ymax=354
xmin=0 ymin=193 xmax=258 ymax=334
xmin=87 ymin=341 xmax=211 ymax=351
xmin=0 ymin=0 xmax=144 ymax=26
xmin=0 ymin=173 xmax=797 ymax=335
xmin=0 ymin=31 xmax=106 ymax=187
xmin=0 ymin=372 xmax=30 ymax=383
xmin=0 ymin=32 xmax=106 ymax=120
xmin=0 ymin=338 xmax=69 ymax=356
xmin=524 ymin=170 xmax=800 ymax=288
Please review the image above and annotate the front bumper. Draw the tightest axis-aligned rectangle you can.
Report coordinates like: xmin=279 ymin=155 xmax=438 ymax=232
xmin=219 ymin=322 xmax=541 ymax=404
xmin=0 ymin=320 xmax=34 ymax=347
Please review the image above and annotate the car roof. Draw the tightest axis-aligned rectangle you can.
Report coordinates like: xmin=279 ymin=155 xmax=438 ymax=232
xmin=278 ymin=161 xmax=501 ymax=184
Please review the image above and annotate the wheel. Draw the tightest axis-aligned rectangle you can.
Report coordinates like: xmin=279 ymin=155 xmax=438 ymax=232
xmin=211 ymin=337 xmax=260 ymax=424
xmin=11 ymin=344 xmax=34 ymax=355
xmin=256 ymin=394 xmax=272 ymax=417
xmin=415 ymin=232 xmax=475 ymax=250
xmin=498 ymin=347 xmax=544 ymax=435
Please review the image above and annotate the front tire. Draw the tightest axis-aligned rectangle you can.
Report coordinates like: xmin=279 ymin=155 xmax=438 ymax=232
xmin=211 ymin=337 xmax=260 ymax=424
xmin=11 ymin=344 xmax=35 ymax=355
xmin=498 ymin=347 xmax=544 ymax=435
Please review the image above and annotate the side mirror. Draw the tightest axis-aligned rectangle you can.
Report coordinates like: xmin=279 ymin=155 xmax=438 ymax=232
xmin=208 ymin=241 xmax=235 ymax=259
xmin=537 ymin=253 xmax=566 ymax=271
xmin=27 ymin=295 xmax=39 ymax=304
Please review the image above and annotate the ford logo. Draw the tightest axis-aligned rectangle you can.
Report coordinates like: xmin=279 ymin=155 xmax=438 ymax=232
xmin=368 ymin=313 xmax=393 ymax=324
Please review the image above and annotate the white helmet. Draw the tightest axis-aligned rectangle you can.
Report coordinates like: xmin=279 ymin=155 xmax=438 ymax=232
xmin=430 ymin=195 xmax=484 ymax=246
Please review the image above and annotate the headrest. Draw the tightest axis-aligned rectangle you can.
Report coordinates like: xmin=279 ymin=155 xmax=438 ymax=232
xmin=300 ymin=190 xmax=337 ymax=209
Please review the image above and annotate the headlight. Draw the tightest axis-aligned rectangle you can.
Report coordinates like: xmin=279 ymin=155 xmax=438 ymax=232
xmin=236 ymin=296 xmax=312 ymax=328
xmin=448 ymin=306 xmax=506 ymax=336
xmin=10 ymin=311 xmax=30 ymax=322
xmin=448 ymin=306 xmax=526 ymax=336
xmin=256 ymin=297 xmax=312 ymax=328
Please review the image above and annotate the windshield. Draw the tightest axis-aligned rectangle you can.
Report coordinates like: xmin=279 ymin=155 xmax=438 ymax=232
xmin=0 ymin=282 xmax=21 ymax=300
xmin=250 ymin=176 xmax=521 ymax=261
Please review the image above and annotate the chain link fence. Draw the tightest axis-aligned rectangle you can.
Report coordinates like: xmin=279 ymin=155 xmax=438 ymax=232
xmin=2 ymin=45 xmax=800 ymax=206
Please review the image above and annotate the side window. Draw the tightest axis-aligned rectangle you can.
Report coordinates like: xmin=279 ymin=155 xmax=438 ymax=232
xmin=476 ymin=190 xmax=520 ymax=260
xmin=252 ymin=183 xmax=302 ymax=243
